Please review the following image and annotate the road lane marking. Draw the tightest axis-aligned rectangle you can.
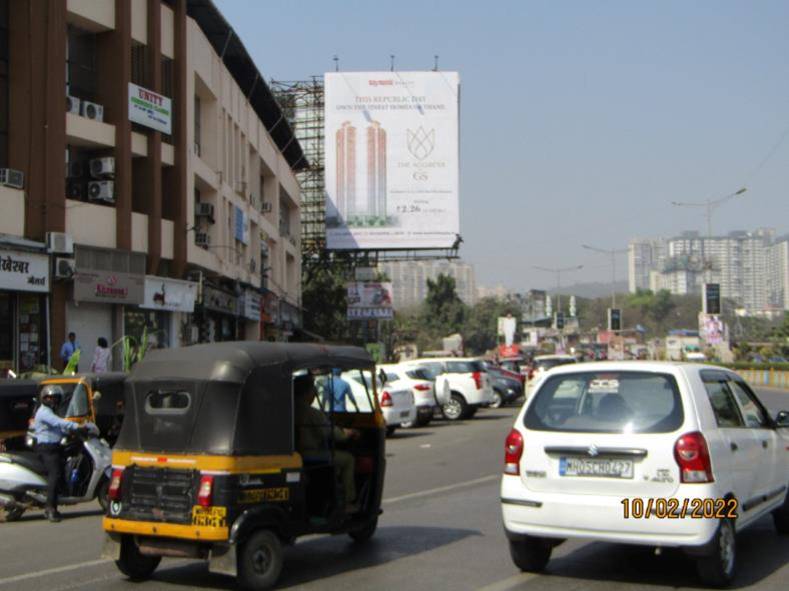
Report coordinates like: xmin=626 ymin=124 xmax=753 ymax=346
xmin=477 ymin=572 xmax=539 ymax=591
xmin=0 ymin=559 xmax=110 ymax=586
xmin=383 ymin=473 xmax=498 ymax=504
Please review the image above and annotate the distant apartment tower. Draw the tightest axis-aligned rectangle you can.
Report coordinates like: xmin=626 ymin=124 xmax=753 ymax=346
xmin=379 ymin=260 xmax=477 ymax=309
xmin=335 ymin=121 xmax=356 ymax=219
xmin=366 ymin=121 xmax=387 ymax=218
xmin=768 ymin=237 xmax=789 ymax=310
xmin=628 ymin=239 xmax=664 ymax=292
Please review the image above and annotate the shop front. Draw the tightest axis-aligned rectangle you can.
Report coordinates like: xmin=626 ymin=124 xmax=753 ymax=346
xmin=238 ymin=288 xmax=262 ymax=340
xmin=124 ymin=276 xmax=198 ymax=349
xmin=71 ymin=261 xmax=144 ymax=371
xmin=0 ymin=248 xmax=50 ymax=376
xmin=197 ymin=284 xmax=239 ymax=342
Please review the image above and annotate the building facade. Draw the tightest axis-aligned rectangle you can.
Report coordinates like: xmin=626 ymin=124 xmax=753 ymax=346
xmin=0 ymin=0 xmax=303 ymax=375
xmin=379 ymin=259 xmax=477 ymax=309
xmin=629 ymin=229 xmax=789 ymax=313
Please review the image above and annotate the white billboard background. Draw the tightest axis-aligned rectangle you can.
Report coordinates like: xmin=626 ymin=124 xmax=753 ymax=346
xmin=325 ymin=71 xmax=460 ymax=250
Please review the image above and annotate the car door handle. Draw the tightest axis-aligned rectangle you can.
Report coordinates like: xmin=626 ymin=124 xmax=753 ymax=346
xmin=730 ymin=442 xmax=738 ymax=452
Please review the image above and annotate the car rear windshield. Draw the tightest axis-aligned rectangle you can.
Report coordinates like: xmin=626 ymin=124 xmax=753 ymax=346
xmin=446 ymin=360 xmax=484 ymax=374
xmin=524 ymin=371 xmax=683 ymax=433
xmin=535 ymin=358 xmax=575 ymax=371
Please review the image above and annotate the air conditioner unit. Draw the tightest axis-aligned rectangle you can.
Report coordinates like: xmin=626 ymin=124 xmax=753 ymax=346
xmin=89 ymin=157 xmax=115 ymax=178
xmin=88 ymin=180 xmax=114 ymax=203
xmin=66 ymin=180 xmax=85 ymax=200
xmin=54 ymin=257 xmax=76 ymax=279
xmin=0 ymin=168 xmax=24 ymax=190
xmin=66 ymin=95 xmax=81 ymax=115
xmin=195 ymin=232 xmax=211 ymax=247
xmin=80 ymin=100 xmax=104 ymax=122
xmin=195 ymin=202 xmax=214 ymax=219
xmin=67 ymin=161 xmax=83 ymax=178
xmin=46 ymin=232 xmax=74 ymax=255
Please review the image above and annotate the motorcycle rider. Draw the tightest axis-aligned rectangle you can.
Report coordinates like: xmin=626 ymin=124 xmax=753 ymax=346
xmin=32 ymin=385 xmax=84 ymax=522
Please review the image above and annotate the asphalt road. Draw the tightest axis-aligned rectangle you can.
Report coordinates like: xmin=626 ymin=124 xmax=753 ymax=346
xmin=0 ymin=388 xmax=787 ymax=591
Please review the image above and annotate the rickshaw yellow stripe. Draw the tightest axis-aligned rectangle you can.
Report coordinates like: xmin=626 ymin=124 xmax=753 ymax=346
xmin=111 ymin=450 xmax=303 ymax=473
xmin=103 ymin=517 xmax=229 ymax=541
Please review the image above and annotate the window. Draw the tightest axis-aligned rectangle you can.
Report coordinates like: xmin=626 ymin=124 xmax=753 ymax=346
xmin=131 ymin=42 xmax=147 ymax=86
xmin=66 ymin=26 xmax=97 ymax=101
xmin=728 ymin=380 xmax=768 ymax=428
xmin=524 ymin=371 xmax=683 ymax=433
xmin=702 ymin=378 xmax=743 ymax=428
xmin=145 ymin=390 xmax=191 ymax=414
xmin=63 ymin=383 xmax=90 ymax=418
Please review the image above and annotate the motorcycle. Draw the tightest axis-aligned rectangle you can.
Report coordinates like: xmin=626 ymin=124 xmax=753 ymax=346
xmin=0 ymin=423 xmax=112 ymax=522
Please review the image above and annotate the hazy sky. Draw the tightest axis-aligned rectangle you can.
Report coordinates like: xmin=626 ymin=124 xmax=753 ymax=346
xmin=216 ymin=0 xmax=789 ymax=291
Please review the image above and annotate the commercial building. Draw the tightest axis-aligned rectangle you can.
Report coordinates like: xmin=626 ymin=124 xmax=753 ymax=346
xmin=628 ymin=229 xmax=789 ymax=313
xmin=379 ymin=259 xmax=477 ymax=309
xmin=0 ymin=0 xmax=303 ymax=375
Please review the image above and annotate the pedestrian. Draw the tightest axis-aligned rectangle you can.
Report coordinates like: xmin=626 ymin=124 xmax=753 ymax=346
xmin=323 ymin=368 xmax=358 ymax=412
xmin=90 ymin=337 xmax=111 ymax=373
xmin=60 ymin=332 xmax=80 ymax=371
xmin=32 ymin=385 xmax=84 ymax=522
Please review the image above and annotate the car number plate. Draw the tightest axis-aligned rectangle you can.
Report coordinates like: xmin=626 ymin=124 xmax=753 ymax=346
xmin=191 ymin=505 xmax=227 ymax=527
xmin=400 ymin=410 xmax=410 ymax=418
xmin=559 ymin=457 xmax=634 ymax=479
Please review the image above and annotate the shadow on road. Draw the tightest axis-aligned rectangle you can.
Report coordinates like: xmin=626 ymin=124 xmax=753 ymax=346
xmin=151 ymin=525 xmax=482 ymax=589
xmin=11 ymin=507 xmax=104 ymax=522
xmin=542 ymin=517 xmax=788 ymax=589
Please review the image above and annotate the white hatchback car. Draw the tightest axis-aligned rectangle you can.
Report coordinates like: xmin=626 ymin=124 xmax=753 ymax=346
xmin=501 ymin=362 xmax=789 ymax=587
xmin=378 ymin=363 xmax=446 ymax=427
xmin=342 ymin=370 xmax=415 ymax=437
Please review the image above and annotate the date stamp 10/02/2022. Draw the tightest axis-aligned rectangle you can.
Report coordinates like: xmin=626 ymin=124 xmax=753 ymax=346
xmin=621 ymin=497 xmax=738 ymax=519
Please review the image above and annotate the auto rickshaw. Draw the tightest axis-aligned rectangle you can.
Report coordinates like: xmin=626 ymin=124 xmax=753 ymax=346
xmin=0 ymin=379 xmax=40 ymax=450
xmin=102 ymin=342 xmax=386 ymax=590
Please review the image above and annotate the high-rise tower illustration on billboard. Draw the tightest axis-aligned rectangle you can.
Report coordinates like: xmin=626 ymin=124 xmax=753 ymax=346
xmin=335 ymin=121 xmax=356 ymax=220
xmin=366 ymin=121 xmax=387 ymax=220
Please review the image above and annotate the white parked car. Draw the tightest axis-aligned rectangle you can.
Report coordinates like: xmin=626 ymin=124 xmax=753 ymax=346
xmin=342 ymin=370 xmax=415 ymax=437
xmin=407 ymin=358 xmax=495 ymax=420
xmin=501 ymin=362 xmax=789 ymax=587
xmin=378 ymin=363 xmax=445 ymax=427
xmin=526 ymin=354 xmax=577 ymax=395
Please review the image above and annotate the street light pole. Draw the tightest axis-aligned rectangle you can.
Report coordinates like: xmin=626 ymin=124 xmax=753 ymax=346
xmin=581 ymin=244 xmax=629 ymax=308
xmin=533 ymin=265 xmax=584 ymax=315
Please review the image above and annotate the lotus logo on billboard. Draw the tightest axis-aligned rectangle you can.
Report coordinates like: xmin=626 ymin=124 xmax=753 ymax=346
xmin=96 ymin=275 xmax=128 ymax=298
xmin=406 ymin=127 xmax=435 ymax=161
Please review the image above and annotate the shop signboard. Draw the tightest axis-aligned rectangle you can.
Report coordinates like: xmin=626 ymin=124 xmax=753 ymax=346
xmin=346 ymin=282 xmax=394 ymax=319
xmin=73 ymin=270 xmax=144 ymax=304
xmin=142 ymin=276 xmax=198 ymax=313
xmin=202 ymin=285 xmax=238 ymax=315
xmin=239 ymin=290 xmax=262 ymax=321
xmin=0 ymin=249 xmax=49 ymax=293
xmin=128 ymin=82 xmax=172 ymax=134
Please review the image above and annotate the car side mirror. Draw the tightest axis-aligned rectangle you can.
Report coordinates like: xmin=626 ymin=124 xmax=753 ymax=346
xmin=92 ymin=390 xmax=102 ymax=402
xmin=775 ymin=410 xmax=789 ymax=428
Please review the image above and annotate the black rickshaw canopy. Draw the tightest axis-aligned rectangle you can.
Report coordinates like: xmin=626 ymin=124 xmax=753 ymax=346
xmin=117 ymin=342 xmax=374 ymax=456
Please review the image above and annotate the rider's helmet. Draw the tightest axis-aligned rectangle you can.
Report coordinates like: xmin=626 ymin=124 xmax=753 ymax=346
xmin=40 ymin=384 xmax=65 ymax=408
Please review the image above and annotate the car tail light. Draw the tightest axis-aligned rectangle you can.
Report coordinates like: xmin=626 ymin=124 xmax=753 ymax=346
xmin=674 ymin=431 xmax=713 ymax=483
xmin=504 ymin=429 xmax=524 ymax=475
xmin=472 ymin=371 xmax=483 ymax=390
xmin=380 ymin=391 xmax=393 ymax=407
xmin=197 ymin=475 xmax=214 ymax=507
xmin=108 ymin=468 xmax=124 ymax=501
xmin=414 ymin=383 xmax=431 ymax=391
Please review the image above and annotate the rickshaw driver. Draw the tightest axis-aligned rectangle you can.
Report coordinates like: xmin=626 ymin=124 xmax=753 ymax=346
xmin=294 ymin=374 xmax=360 ymax=513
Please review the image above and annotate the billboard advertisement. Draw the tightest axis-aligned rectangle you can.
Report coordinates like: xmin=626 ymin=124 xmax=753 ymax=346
xmin=324 ymin=71 xmax=460 ymax=250
xmin=347 ymin=282 xmax=394 ymax=319
xmin=699 ymin=313 xmax=726 ymax=346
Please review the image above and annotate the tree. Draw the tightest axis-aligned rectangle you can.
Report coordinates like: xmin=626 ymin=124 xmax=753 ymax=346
xmin=464 ymin=297 xmax=521 ymax=355
xmin=301 ymin=263 xmax=350 ymax=342
xmin=423 ymin=274 xmax=466 ymax=335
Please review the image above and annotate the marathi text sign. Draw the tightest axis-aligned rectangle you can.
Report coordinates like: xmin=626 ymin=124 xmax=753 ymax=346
xmin=325 ymin=71 xmax=460 ymax=250
xmin=347 ymin=282 xmax=393 ymax=320
xmin=128 ymin=82 xmax=172 ymax=134
xmin=0 ymin=249 xmax=49 ymax=293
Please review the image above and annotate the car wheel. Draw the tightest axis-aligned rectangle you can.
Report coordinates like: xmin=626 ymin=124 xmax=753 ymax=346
xmin=696 ymin=519 xmax=737 ymax=587
xmin=238 ymin=529 xmax=284 ymax=591
xmin=509 ymin=537 xmax=551 ymax=572
xmin=386 ymin=426 xmax=397 ymax=437
xmin=442 ymin=393 xmax=467 ymax=421
xmin=348 ymin=517 xmax=378 ymax=543
xmin=116 ymin=535 xmax=161 ymax=581
xmin=0 ymin=505 xmax=25 ymax=522
xmin=772 ymin=488 xmax=789 ymax=534
xmin=489 ymin=390 xmax=503 ymax=409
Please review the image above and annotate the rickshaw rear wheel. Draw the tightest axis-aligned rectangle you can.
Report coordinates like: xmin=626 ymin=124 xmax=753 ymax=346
xmin=116 ymin=536 xmax=161 ymax=581
xmin=238 ymin=529 xmax=283 ymax=591
xmin=348 ymin=517 xmax=378 ymax=543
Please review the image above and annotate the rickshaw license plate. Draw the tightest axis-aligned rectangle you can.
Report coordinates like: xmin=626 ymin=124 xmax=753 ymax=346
xmin=191 ymin=506 xmax=227 ymax=527
xmin=559 ymin=457 xmax=633 ymax=479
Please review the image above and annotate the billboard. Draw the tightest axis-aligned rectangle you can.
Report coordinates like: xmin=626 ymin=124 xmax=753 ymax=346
xmin=699 ymin=313 xmax=726 ymax=346
xmin=325 ymin=71 xmax=460 ymax=250
xmin=497 ymin=315 xmax=517 ymax=346
xmin=347 ymin=282 xmax=394 ymax=319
